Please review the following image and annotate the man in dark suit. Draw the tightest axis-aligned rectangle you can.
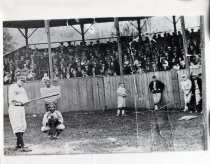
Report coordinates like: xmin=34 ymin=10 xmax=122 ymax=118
xmin=149 ymin=75 xmax=165 ymax=110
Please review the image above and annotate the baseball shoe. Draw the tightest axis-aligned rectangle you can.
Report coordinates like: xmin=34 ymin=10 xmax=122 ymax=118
xmin=13 ymin=145 xmax=29 ymax=151
xmin=21 ymin=147 xmax=32 ymax=152
xmin=13 ymin=146 xmax=21 ymax=151
xmin=122 ymin=114 xmax=127 ymax=117
xmin=116 ymin=114 xmax=120 ymax=117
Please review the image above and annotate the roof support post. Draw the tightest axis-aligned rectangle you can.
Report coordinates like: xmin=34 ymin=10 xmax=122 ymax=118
xmin=25 ymin=28 xmax=28 ymax=45
xmin=180 ymin=16 xmax=189 ymax=69
xmin=80 ymin=23 xmax=85 ymax=43
xmin=44 ymin=20 xmax=53 ymax=79
xmin=172 ymin=16 xmax=177 ymax=34
xmin=137 ymin=19 xmax=141 ymax=39
xmin=114 ymin=17 xmax=123 ymax=75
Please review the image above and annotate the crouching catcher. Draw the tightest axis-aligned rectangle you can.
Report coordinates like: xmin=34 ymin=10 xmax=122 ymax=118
xmin=41 ymin=103 xmax=65 ymax=139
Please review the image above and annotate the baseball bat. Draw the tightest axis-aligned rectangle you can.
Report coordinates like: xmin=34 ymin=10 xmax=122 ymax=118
xmin=29 ymin=93 xmax=60 ymax=103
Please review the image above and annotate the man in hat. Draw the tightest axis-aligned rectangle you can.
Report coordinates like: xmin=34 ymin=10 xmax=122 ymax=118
xmin=149 ymin=75 xmax=165 ymax=110
xmin=180 ymin=75 xmax=192 ymax=112
xmin=116 ymin=82 xmax=127 ymax=116
xmin=8 ymin=76 xmax=32 ymax=152
xmin=191 ymin=73 xmax=202 ymax=113
xmin=40 ymin=79 xmax=61 ymax=111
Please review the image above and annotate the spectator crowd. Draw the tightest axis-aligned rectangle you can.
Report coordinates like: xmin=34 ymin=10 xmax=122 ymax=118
xmin=3 ymin=28 xmax=202 ymax=84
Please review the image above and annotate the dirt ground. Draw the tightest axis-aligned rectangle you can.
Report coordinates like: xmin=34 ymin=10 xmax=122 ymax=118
xmin=4 ymin=108 xmax=206 ymax=155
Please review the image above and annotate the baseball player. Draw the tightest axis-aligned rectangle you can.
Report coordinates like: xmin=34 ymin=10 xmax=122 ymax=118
xmin=180 ymin=75 xmax=192 ymax=112
xmin=116 ymin=82 xmax=127 ymax=117
xmin=40 ymin=79 xmax=61 ymax=111
xmin=8 ymin=76 xmax=32 ymax=152
xmin=149 ymin=75 xmax=165 ymax=110
xmin=41 ymin=102 xmax=65 ymax=139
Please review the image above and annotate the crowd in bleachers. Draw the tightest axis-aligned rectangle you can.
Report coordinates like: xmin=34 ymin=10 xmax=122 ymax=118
xmin=3 ymin=28 xmax=202 ymax=84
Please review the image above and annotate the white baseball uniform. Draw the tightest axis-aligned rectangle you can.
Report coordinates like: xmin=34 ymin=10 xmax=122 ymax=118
xmin=181 ymin=79 xmax=192 ymax=105
xmin=8 ymin=84 xmax=28 ymax=134
xmin=117 ymin=86 xmax=126 ymax=108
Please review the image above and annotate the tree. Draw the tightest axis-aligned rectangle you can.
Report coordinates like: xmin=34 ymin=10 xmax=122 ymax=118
xmin=3 ymin=28 xmax=16 ymax=54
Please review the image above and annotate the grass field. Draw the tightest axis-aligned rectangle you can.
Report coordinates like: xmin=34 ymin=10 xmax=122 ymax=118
xmin=4 ymin=108 xmax=205 ymax=155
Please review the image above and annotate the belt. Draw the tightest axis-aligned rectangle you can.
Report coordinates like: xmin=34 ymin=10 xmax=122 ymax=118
xmin=14 ymin=104 xmax=24 ymax=106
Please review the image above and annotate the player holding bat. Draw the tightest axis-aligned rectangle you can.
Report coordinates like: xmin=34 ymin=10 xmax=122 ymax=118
xmin=41 ymin=102 xmax=65 ymax=139
xmin=8 ymin=76 xmax=32 ymax=152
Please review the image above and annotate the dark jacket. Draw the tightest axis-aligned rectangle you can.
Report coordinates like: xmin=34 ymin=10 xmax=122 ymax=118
xmin=149 ymin=80 xmax=165 ymax=93
xmin=191 ymin=77 xmax=202 ymax=96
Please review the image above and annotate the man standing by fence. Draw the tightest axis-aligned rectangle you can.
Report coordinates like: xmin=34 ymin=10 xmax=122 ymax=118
xmin=116 ymin=82 xmax=127 ymax=117
xmin=149 ymin=75 xmax=165 ymax=110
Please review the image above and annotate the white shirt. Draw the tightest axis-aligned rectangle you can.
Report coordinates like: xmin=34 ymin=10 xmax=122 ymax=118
xmin=117 ymin=87 xmax=126 ymax=97
xmin=181 ymin=79 xmax=192 ymax=94
xmin=8 ymin=84 xmax=28 ymax=105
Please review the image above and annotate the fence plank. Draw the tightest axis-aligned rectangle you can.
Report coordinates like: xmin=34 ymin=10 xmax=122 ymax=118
xmin=4 ymin=68 xmax=201 ymax=115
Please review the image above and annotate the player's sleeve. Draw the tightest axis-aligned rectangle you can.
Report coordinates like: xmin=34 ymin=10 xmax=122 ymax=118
xmin=56 ymin=111 xmax=64 ymax=124
xmin=42 ymin=112 xmax=48 ymax=126
xmin=117 ymin=88 xmax=122 ymax=96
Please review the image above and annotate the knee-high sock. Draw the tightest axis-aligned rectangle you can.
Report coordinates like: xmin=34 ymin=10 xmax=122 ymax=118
xmin=15 ymin=132 xmax=24 ymax=148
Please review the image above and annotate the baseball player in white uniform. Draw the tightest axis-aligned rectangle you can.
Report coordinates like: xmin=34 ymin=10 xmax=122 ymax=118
xmin=116 ymin=82 xmax=127 ymax=117
xmin=180 ymin=75 xmax=192 ymax=112
xmin=8 ymin=76 xmax=32 ymax=152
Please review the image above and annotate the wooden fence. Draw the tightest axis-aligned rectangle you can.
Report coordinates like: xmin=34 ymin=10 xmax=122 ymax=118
xmin=3 ymin=68 xmax=202 ymax=115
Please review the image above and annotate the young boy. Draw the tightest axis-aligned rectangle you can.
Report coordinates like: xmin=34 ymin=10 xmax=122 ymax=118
xmin=116 ymin=82 xmax=127 ymax=117
xmin=41 ymin=103 xmax=65 ymax=139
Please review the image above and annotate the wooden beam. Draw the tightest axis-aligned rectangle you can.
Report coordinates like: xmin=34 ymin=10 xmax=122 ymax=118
xmin=28 ymin=28 xmax=38 ymax=39
xmin=172 ymin=16 xmax=177 ymax=34
xmin=129 ymin=21 xmax=138 ymax=30
xmin=80 ymin=23 xmax=85 ymax=43
xmin=200 ymin=15 xmax=207 ymax=150
xmin=114 ymin=17 xmax=123 ymax=75
xmin=140 ymin=18 xmax=149 ymax=30
xmin=70 ymin=25 xmax=82 ymax=35
xmin=137 ymin=19 xmax=141 ymax=39
xmin=25 ymin=28 xmax=28 ymax=45
xmin=44 ymin=20 xmax=53 ymax=79
xmin=18 ymin=28 xmax=26 ymax=38
xmin=180 ymin=16 xmax=189 ymax=69
xmin=84 ymin=23 xmax=94 ymax=34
